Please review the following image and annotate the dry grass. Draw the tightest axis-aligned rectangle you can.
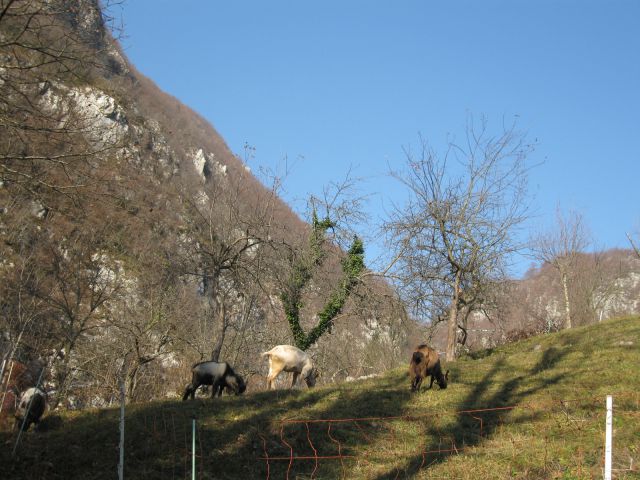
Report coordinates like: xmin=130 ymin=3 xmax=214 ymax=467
xmin=1 ymin=316 xmax=638 ymax=479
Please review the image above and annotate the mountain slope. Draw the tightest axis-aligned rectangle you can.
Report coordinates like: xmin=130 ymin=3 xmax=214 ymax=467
xmin=2 ymin=316 xmax=638 ymax=479
xmin=0 ymin=0 xmax=412 ymax=408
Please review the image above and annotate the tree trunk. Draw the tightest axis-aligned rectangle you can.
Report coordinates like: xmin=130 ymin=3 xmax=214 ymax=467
xmin=628 ymin=233 xmax=640 ymax=259
xmin=561 ymin=268 xmax=572 ymax=329
xmin=127 ymin=365 xmax=139 ymax=401
xmin=0 ymin=347 xmax=16 ymax=395
xmin=203 ymin=269 xmax=228 ymax=363
xmin=51 ymin=347 xmax=71 ymax=410
xmin=445 ymin=273 xmax=461 ymax=362
xmin=458 ymin=324 xmax=468 ymax=347
xmin=210 ymin=300 xmax=227 ymax=362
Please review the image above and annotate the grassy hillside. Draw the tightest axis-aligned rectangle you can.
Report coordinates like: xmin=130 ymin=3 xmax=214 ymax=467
xmin=2 ymin=317 xmax=638 ymax=479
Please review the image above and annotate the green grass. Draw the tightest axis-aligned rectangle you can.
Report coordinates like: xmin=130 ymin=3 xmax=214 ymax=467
xmin=2 ymin=316 xmax=639 ymax=479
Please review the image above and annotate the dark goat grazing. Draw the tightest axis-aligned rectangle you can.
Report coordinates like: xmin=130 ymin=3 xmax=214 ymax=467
xmin=409 ymin=345 xmax=449 ymax=392
xmin=182 ymin=361 xmax=246 ymax=400
xmin=14 ymin=387 xmax=47 ymax=432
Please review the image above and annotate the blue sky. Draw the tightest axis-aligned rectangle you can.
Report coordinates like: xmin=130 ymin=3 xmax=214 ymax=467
xmin=112 ymin=1 xmax=640 ymax=278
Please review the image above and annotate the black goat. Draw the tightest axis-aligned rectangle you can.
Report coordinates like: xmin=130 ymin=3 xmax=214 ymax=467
xmin=182 ymin=361 xmax=246 ymax=400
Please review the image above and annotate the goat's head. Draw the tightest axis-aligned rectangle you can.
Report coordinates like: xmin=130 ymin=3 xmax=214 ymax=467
xmin=304 ymin=368 xmax=319 ymax=388
xmin=438 ymin=370 xmax=450 ymax=389
xmin=225 ymin=373 xmax=246 ymax=395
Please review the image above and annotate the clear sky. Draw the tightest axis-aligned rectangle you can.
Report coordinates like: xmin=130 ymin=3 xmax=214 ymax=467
xmin=112 ymin=1 xmax=640 ymax=278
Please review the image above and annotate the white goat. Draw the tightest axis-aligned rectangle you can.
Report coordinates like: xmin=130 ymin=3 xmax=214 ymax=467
xmin=262 ymin=345 xmax=318 ymax=390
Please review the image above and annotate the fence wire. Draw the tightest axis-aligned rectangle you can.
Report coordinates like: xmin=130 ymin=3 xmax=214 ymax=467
xmin=257 ymin=393 xmax=639 ymax=480
xmin=4 ymin=392 xmax=638 ymax=479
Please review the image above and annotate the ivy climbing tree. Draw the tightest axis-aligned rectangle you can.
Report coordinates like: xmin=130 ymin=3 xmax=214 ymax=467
xmin=280 ymin=212 xmax=365 ymax=351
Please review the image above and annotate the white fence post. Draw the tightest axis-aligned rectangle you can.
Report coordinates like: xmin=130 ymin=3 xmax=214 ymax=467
xmin=192 ymin=417 xmax=196 ymax=480
xmin=118 ymin=375 xmax=126 ymax=480
xmin=604 ymin=395 xmax=613 ymax=480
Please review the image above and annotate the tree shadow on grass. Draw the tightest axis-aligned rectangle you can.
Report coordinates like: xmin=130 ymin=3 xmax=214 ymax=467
xmin=368 ymin=345 xmax=572 ymax=479
xmin=0 ymin=387 xmax=342 ymax=480
xmin=2 ymin=380 xmax=416 ymax=480
xmin=0 ymin=346 xmax=572 ymax=480
xmin=251 ymin=373 xmax=416 ymax=479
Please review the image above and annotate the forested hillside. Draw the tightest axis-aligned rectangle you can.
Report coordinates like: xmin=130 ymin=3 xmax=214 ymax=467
xmin=0 ymin=0 xmax=413 ymax=409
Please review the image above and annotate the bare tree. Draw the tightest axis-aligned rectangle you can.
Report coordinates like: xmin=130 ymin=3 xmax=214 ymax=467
xmin=0 ymin=241 xmax=49 ymax=391
xmin=628 ymin=232 xmax=640 ymax=259
xmin=531 ymin=208 xmax=589 ymax=330
xmin=103 ymin=269 xmax=178 ymax=401
xmin=320 ymin=286 xmax=412 ymax=380
xmin=384 ymin=116 xmax=533 ymax=361
xmin=177 ymin=168 xmax=280 ymax=363
xmin=0 ymin=1 xmax=129 ymax=396
xmin=35 ymin=224 xmax=123 ymax=407
xmin=573 ymin=250 xmax=629 ymax=324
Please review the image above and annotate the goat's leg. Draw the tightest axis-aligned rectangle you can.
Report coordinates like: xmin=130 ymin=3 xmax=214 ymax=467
xmin=414 ymin=375 xmax=423 ymax=392
xmin=210 ymin=381 xmax=220 ymax=398
xmin=291 ymin=372 xmax=300 ymax=388
xmin=415 ymin=377 xmax=422 ymax=391
xmin=428 ymin=375 xmax=435 ymax=389
xmin=267 ymin=366 xmax=282 ymax=390
xmin=267 ymin=373 xmax=277 ymax=390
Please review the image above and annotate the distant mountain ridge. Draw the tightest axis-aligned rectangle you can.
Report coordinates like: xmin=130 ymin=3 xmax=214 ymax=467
xmin=431 ymin=248 xmax=640 ymax=353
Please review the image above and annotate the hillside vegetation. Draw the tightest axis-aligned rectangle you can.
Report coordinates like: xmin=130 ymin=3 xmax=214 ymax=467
xmin=0 ymin=0 xmax=411 ymax=409
xmin=2 ymin=316 xmax=638 ymax=479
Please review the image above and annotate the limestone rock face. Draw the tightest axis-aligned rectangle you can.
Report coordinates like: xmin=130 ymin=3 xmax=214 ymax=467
xmin=190 ymin=148 xmax=229 ymax=181
xmin=40 ymin=83 xmax=129 ymax=146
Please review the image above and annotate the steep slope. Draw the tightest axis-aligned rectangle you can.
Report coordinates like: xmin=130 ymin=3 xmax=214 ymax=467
xmin=2 ymin=316 xmax=637 ymax=479
xmin=0 ymin=0 xmax=411 ymax=409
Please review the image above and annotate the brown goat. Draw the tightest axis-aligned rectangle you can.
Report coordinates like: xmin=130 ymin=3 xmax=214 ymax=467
xmin=409 ymin=344 xmax=449 ymax=392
